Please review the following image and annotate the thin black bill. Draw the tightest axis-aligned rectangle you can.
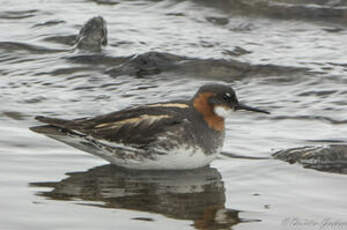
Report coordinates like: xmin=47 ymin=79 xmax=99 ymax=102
xmin=235 ymin=103 xmax=270 ymax=114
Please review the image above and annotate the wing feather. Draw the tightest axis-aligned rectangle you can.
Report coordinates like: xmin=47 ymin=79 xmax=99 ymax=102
xmin=35 ymin=103 xmax=189 ymax=147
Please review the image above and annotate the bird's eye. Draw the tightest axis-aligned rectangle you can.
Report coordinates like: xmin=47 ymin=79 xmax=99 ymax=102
xmin=224 ymin=93 xmax=231 ymax=102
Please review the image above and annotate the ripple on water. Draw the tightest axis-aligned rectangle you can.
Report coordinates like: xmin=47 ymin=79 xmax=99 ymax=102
xmin=0 ymin=9 xmax=39 ymax=20
xmin=32 ymin=19 xmax=66 ymax=28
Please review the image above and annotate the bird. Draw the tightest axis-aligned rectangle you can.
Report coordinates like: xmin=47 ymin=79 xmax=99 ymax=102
xmin=30 ymin=83 xmax=269 ymax=170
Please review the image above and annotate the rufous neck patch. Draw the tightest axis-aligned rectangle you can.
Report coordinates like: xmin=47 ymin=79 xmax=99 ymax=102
xmin=193 ymin=92 xmax=225 ymax=131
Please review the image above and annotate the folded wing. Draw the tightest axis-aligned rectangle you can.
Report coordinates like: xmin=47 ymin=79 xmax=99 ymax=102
xmin=34 ymin=105 xmax=188 ymax=147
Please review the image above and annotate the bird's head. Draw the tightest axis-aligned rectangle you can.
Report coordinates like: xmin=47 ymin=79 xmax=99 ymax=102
xmin=192 ymin=84 xmax=269 ymax=130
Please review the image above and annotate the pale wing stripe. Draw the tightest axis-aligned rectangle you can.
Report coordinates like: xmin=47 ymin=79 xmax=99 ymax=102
xmin=95 ymin=114 xmax=171 ymax=129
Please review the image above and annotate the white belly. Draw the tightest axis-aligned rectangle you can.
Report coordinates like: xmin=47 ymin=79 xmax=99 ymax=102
xmin=111 ymin=146 xmax=219 ymax=170
xmin=47 ymin=132 xmax=220 ymax=170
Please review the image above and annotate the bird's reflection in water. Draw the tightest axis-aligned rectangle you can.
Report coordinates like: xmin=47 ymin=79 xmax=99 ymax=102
xmin=31 ymin=164 xmax=258 ymax=229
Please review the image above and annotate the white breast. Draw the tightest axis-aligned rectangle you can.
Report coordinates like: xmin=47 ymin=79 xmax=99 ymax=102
xmin=214 ymin=106 xmax=231 ymax=118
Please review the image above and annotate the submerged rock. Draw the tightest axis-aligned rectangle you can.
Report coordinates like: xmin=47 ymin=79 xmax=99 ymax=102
xmin=106 ymin=51 xmax=187 ymax=77
xmin=43 ymin=16 xmax=107 ymax=51
xmin=3 ymin=16 xmax=108 ymax=55
xmin=106 ymin=50 xmax=308 ymax=79
xmin=273 ymin=145 xmax=347 ymax=174
xmin=75 ymin=16 xmax=107 ymax=51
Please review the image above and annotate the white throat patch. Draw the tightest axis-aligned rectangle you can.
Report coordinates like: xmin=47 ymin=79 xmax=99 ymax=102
xmin=214 ymin=106 xmax=231 ymax=118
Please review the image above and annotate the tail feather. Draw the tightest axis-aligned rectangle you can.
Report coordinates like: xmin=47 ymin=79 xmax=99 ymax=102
xmin=35 ymin=116 xmax=72 ymax=129
xmin=30 ymin=125 xmax=66 ymax=135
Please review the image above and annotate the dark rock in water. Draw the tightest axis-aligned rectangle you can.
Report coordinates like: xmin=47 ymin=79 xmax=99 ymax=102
xmin=42 ymin=16 xmax=107 ymax=51
xmin=76 ymin=16 xmax=107 ymax=51
xmin=106 ymin=51 xmax=187 ymax=77
xmin=273 ymin=145 xmax=347 ymax=174
xmin=43 ymin=35 xmax=77 ymax=46
xmin=66 ymin=54 xmax=127 ymax=66
xmin=128 ymin=51 xmax=184 ymax=70
xmin=106 ymin=51 xmax=309 ymax=79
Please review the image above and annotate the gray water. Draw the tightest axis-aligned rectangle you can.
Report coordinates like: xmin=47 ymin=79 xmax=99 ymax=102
xmin=1 ymin=0 xmax=347 ymax=229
